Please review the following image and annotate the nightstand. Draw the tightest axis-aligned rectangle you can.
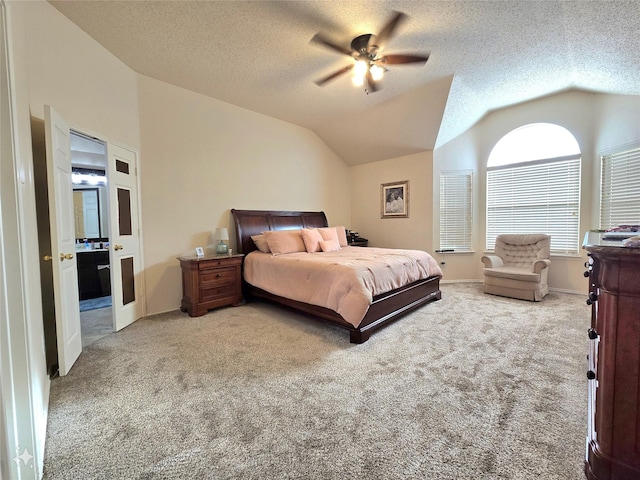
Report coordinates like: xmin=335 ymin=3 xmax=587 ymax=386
xmin=177 ymin=253 xmax=244 ymax=317
xmin=348 ymin=240 xmax=368 ymax=247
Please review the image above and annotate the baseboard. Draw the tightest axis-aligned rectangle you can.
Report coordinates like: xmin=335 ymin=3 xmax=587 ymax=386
xmin=549 ymin=287 xmax=584 ymax=296
xmin=440 ymin=280 xmax=584 ymax=297
xmin=440 ymin=279 xmax=482 ymax=284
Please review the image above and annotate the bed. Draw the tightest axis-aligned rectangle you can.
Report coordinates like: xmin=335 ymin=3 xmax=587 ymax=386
xmin=231 ymin=209 xmax=442 ymax=343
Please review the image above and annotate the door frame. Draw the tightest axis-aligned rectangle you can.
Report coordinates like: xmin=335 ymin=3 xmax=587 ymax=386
xmin=69 ymin=126 xmax=146 ymax=329
xmin=1 ymin=0 xmax=43 ymax=477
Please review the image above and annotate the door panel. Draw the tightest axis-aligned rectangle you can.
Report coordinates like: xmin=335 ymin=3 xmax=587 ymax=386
xmin=120 ymin=256 xmax=135 ymax=306
xmin=117 ymin=187 xmax=132 ymax=236
xmin=44 ymin=105 xmax=82 ymax=376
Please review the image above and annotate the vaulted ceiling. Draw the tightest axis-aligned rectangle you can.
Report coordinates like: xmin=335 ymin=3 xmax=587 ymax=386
xmin=49 ymin=0 xmax=640 ymax=165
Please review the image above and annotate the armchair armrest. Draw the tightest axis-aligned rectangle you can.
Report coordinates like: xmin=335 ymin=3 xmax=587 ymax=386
xmin=482 ymin=255 xmax=504 ymax=268
xmin=532 ymin=259 xmax=551 ymax=273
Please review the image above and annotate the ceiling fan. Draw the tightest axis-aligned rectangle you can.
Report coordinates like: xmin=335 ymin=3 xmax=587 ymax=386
xmin=311 ymin=11 xmax=430 ymax=94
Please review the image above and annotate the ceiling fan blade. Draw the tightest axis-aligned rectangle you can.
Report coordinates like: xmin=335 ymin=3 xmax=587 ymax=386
xmin=310 ymin=33 xmax=353 ymax=56
xmin=373 ymin=11 xmax=407 ymax=50
xmin=380 ymin=53 xmax=430 ymax=65
xmin=366 ymin=70 xmax=381 ymax=93
xmin=314 ymin=64 xmax=354 ymax=86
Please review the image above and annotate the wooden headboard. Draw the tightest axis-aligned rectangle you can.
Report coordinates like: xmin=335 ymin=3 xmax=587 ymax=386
xmin=231 ymin=209 xmax=329 ymax=254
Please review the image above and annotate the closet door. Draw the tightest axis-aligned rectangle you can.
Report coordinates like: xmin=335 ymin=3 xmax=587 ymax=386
xmin=107 ymin=143 xmax=143 ymax=331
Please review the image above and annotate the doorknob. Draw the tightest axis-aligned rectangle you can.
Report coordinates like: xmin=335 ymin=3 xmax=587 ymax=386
xmin=114 ymin=244 xmax=124 ymax=251
xmin=43 ymin=255 xmax=53 ymax=261
xmin=59 ymin=253 xmax=74 ymax=261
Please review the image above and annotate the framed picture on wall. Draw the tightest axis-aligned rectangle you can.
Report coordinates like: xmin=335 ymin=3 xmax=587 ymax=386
xmin=381 ymin=180 xmax=409 ymax=218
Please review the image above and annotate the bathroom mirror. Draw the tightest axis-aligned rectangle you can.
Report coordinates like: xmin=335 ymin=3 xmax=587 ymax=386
xmin=73 ymin=186 xmax=107 ymax=239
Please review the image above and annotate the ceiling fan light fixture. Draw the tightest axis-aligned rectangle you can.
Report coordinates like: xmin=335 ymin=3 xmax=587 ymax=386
xmin=352 ymin=74 xmax=365 ymax=87
xmin=370 ymin=64 xmax=384 ymax=81
xmin=354 ymin=60 xmax=368 ymax=77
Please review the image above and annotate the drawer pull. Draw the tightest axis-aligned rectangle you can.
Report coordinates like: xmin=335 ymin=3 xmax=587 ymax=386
xmin=216 ymin=273 xmax=223 ymax=277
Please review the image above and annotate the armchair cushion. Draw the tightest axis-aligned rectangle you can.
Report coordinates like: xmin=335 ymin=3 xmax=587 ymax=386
xmin=483 ymin=266 xmax=541 ymax=283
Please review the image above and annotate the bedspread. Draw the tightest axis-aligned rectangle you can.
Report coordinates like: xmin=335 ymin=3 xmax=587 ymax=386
xmin=243 ymin=246 xmax=443 ymax=328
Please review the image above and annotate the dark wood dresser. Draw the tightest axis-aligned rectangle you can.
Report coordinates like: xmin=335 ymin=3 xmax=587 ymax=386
xmin=178 ymin=253 xmax=244 ymax=317
xmin=583 ymin=232 xmax=640 ymax=480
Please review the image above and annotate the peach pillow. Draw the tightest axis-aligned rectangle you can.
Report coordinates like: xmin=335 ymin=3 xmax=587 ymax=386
xmin=301 ymin=228 xmax=324 ymax=253
xmin=319 ymin=226 xmax=348 ymax=247
xmin=263 ymin=230 xmax=306 ymax=256
xmin=251 ymin=234 xmax=271 ymax=253
xmin=320 ymin=239 xmax=340 ymax=252
xmin=333 ymin=226 xmax=349 ymax=247
xmin=318 ymin=227 xmax=339 ymax=244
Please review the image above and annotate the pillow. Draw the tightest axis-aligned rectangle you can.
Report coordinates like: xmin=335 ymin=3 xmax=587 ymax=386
xmin=251 ymin=234 xmax=271 ymax=253
xmin=318 ymin=226 xmax=348 ymax=247
xmin=301 ymin=228 xmax=324 ymax=253
xmin=263 ymin=230 xmax=306 ymax=256
xmin=318 ymin=227 xmax=339 ymax=245
xmin=319 ymin=239 xmax=340 ymax=252
xmin=333 ymin=226 xmax=348 ymax=247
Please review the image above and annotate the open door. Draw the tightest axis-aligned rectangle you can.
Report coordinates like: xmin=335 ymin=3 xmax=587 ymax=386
xmin=44 ymin=105 xmax=81 ymax=376
xmin=107 ymin=143 xmax=143 ymax=331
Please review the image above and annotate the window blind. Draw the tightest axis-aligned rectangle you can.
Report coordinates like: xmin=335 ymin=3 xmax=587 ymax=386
xmin=440 ymin=171 xmax=472 ymax=251
xmin=486 ymin=156 xmax=581 ymax=254
xmin=600 ymin=147 xmax=640 ymax=229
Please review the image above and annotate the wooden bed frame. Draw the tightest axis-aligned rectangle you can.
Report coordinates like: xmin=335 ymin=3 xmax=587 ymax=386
xmin=230 ymin=209 xmax=442 ymax=343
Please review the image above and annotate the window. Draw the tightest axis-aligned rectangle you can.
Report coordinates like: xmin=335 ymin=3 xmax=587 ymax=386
xmin=440 ymin=170 xmax=472 ymax=252
xmin=600 ymin=146 xmax=640 ymax=229
xmin=486 ymin=123 xmax=581 ymax=255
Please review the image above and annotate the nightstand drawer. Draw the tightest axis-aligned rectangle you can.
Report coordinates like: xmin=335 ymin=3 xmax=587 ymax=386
xmin=200 ymin=267 xmax=236 ymax=287
xmin=200 ymin=284 xmax=238 ymax=302
xmin=197 ymin=257 xmax=241 ymax=269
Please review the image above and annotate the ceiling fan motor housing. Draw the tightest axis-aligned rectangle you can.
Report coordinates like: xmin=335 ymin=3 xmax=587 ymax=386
xmin=351 ymin=34 xmax=376 ymax=56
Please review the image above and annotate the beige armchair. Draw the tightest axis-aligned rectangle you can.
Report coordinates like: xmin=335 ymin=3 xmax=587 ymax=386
xmin=482 ymin=234 xmax=551 ymax=301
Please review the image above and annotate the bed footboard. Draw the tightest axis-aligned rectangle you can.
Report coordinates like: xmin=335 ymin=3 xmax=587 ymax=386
xmin=244 ymin=276 xmax=441 ymax=343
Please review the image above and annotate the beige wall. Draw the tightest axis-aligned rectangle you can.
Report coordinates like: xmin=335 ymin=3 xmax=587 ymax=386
xmin=138 ymin=75 xmax=351 ymax=315
xmin=349 ymin=151 xmax=434 ymax=252
xmin=433 ymin=90 xmax=640 ymax=293
xmin=17 ymin=0 xmax=140 ymax=148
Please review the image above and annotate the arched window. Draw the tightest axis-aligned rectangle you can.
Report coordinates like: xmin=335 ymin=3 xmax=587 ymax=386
xmin=486 ymin=123 xmax=581 ymax=254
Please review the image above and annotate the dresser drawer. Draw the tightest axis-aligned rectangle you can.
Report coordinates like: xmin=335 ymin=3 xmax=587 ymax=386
xmin=200 ymin=266 xmax=237 ymax=287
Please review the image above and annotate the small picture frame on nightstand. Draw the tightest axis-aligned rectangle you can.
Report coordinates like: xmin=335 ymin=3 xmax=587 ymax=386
xmin=195 ymin=247 xmax=204 ymax=257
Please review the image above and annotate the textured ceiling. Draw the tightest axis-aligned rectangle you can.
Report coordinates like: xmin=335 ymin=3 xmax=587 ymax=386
xmin=49 ymin=0 xmax=640 ymax=166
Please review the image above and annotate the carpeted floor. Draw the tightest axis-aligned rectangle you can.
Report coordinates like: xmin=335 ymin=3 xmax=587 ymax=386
xmin=43 ymin=283 xmax=589 ymax=479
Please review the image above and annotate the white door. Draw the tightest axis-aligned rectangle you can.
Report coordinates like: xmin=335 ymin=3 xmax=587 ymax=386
xmin=107 ymin=143 xmax=143 ymax=331
xmin=44 ymin=105 xmax=82 ymax=376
